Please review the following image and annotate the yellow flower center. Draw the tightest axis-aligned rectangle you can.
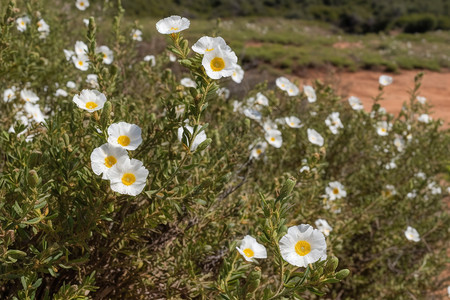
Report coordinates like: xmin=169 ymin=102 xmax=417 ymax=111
xmin=103 ymin=53 xmax=107 ymax=59
xmin=78 ymin=61 xmax=83 ymax=66
xmin=170 ymin=27 xmax=179 ymax=31
xmin=121 ymin=173 xmax=136 ymax=186
xmin=85 ymin=101 xmax=98 ymax=109
xmin=281 ymin=84 xmax=285 ymax=87
xmin=118 ymin=135 xmax=131 ymax=146
xmin=333 ymin=188 xmax=339 ymax=194
xmin=270 ymin=137 xmax=275 ymax=142
xmin=25 ymin=98 xmax=30 ymax=102
xmin=38 ymin=22 xmax=42 ymax=27
xmin=104 ymin=156 xmax=117 ymax=168
xmin=385 ymin=190 xmax=391 ymax=197
xmin=21 ymin=21 xmax=25 ymax=26
xmin=205 ymin=47 xmax=214 ymax=52
xmin=381 ymin=128 xmax=386 ymax=132
xmin=295 ymin=240 xmax=311 ymax=256
xmin=243 ymin=248 xmax=254 ymax=257
xmin=256 ymin=149 xmax=262 ymax=155
xmin=133 ymin=34 xmax=137 ymax=38
xmin=290 ymin=122 xmax=295 ymax=126
xmin=289 ymin=89 xmax=293 ymax=93
xmin=80 ymin=2 xmax=84 ymax=6
xmin=210 ymin=57 xmax=225 ymax=72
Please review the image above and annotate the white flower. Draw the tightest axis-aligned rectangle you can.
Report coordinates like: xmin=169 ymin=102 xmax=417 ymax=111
xmin=418 ymin=114 xmax=431 ymax=123
xmin=90 ymin=143 xmax=128 ymax=179
xmin=73 ymin=89 xmax=106 ymax=112
xmin=16 ymin=16 xmax=30 ymax=32
xmin=55 ymin=89 xmax=68 ymax=97
xmin=37 ymin=19 xmax=50 ymax=38
xmin=217 ymin=87 xmax=230 ymax=99
xmin=108 ymin=157 xmax=149 ymax=196
xmin=96 ymin=45 xmax=114 ymax=64
xmin=325 ymin=112 xmax=343 ymax=134
xmin=24 ymin=102 xmax=45 ymax=123
xmin=384 ymin=185 xmax=397 ymax=197
xmin=326 ymin=181 xmax=346 ymax=200
xmin=175 ymin=104 xmax=185 ymax=118
xmin=64 ymin=49 xmax=75 ymax=61
xmin=3 ymin=88 xmax=16 ymax=103
xmin=348 ymin=96 xmax=363 ymax=110
xmin=74 ymin=41 xmax=88 ymax=56
xmin=285 ymin=116 xmax=302 ymax=128
xmin=232 ymin=100 xmax=243 ymax=113
xmin=168 ymin=52 xmax=177 ymax=62
xmin=20 ymin=89 xmax=39 ymax=103
xmin=416 ymin=96 xmax=426 ymax=104
xmin=393 ymin=135 xmax=405 ymax=152
xmin=236 ymin=235 xmax=267 ymax=262
xmin=279 ymin=224 xmax=327 ymax=267
xmin=249 ymin=141 xmax=268 ymax=160
xmin=83 ymin=18 xmax=90 ymax=26
xmin=404 ymin=226 xmax=420 ymax=242
xmin=407 ymin=190 xmax=417 ymax=199
xmin=262 ymin=120 xmax=278 ymax=132
xmin=303 ymin=85 xmax=316 ymax=103
xmin=299 ymin=166 xmax=310 ymax=173
xmin=192 ymin=36 xmax=230 ymax=54
xmin=108 ymin=122 xmax=143 ymax=151
xmin=202 ymin=47 xmax=238 ymax=80
xmin=86 ymin=74 xmax=99 ymax=88
xmin=379 ymin=75 xmax=393 ymax=86
xmin=255 ymin=92 xmax=269 ymax=106
xmin=143 ymin=55 xmax=156 ymax=66
xmin=131 ymin=29 xmax=142 ymax=41
xmin=72 ymin=55 xmax=89 ymax=71
xmin=385 ymin=160 xmax=397 ymax=170
xmin=428 ymin=182 xmax=442 ymax=195
xmin=415 ymin=172 xmax=426 ymax=180
xmin=243 ymin=108 xmax=262 ymax=121
xmin=156 ymin=16 xmax=190 ymax=34
xmin=177 ymin=125 xmax=207 ymax=152
xmin=307 ymin=128 xmax=324 ymax=146
xmin=315 ymin=219 xmax=333 ymax=236
xmin=276 ymin=77 xmax=299 ymax=96
xmin=180 ymin=77 xmax=197 ymax=88
xmin=265 ymin=129 xmax=282 ymax=148
xmin=75 ymin=0 xmax=89 ymax=11
xmin=231 ymin=64 xmax=244 ymax=83
xmin=376 ymin=121 xmax=391 ymax=136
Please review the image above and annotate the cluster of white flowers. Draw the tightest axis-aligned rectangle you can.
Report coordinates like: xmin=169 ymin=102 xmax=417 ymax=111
xmin=325 ymin=112 xmax=343 ymax=135
xmin=4 ymin=86 xmax=46 ymax=141
xmin=16 ymin=15 xmax=50 ymax=39
xmin=237 ymin=224 xmax=328 ymax=268
xmin=276 ymin=77 xmax=299 ymax=96
xmin=70 ymin=89 xmax=149 ymax=196
xmin=65 ymin=40 xmax=114 ymax=71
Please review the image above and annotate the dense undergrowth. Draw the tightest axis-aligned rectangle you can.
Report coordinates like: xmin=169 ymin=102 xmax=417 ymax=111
xmin=1 ymin=1 xmax=449 ymax=299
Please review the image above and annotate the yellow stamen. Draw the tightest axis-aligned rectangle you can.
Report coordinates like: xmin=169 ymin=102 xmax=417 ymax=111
xmin=210 ymin=57 xmax=225 ymax=72
xmin=205 ymin=48 xmax=214 ymax=52
xmin=295 ymin=240 xmax=311 ymax=256
xmin=118 ymin=135 xmax=130 ymax=146
xmin=170 ymin=27 xmax=179 ymax=31
xmin=256 ymin=149 xmax=262 ymax=155
xmin=333 ymin=188 xmax=339 ymax=194
xmin=121 ymin=173 xmax=136 ymax=186
xmin=270 ymin=137 xmax=275 ymax=142
xmin=78 ymin=61 xmax=83 ymax=66
xmin=104 ymin=156 xmax=117 ymax=168
xmin=243 ymin=248 xmax=254 ymax=258
xmin=85 ymin=101 xmax=98 ymax=109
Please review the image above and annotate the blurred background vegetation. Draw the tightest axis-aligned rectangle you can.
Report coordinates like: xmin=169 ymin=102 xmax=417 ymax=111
xmin=123 ymin=0 xmax=450 ymax=34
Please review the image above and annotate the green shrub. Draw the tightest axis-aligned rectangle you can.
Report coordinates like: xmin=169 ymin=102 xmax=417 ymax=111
xmin=1 ymin=0 xmax=449 ymax=299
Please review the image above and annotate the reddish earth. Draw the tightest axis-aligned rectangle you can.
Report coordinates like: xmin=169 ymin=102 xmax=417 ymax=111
xmin=297 ymin=69 xmax=450 ymax=127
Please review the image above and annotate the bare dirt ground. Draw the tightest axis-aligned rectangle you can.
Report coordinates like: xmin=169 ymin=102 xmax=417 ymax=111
xmin=297 ymin=69 xmax=450 ymax=127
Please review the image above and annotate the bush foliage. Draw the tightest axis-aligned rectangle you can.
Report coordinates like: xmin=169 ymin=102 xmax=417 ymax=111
xmin=1 ymin=0 xmax=449 ymax=299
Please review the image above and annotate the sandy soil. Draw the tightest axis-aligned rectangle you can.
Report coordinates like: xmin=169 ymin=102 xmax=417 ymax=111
xmin=297 ymin=69 xmax=450 ymax=127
